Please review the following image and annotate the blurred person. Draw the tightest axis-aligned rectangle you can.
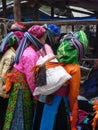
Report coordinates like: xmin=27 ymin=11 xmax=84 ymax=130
xmin=39 ymin=24 xmax=88 ymax=130
xmin=3 ymin=25 xmax=53 ymax=130
xmin=56 ymin=30 xmax=88 ymax=130
xmin=0 ymin=22 xmax=25 ymax=130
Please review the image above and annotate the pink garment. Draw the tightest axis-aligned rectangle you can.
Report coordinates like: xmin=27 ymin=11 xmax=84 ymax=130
xmin=14 ymin=46 xmax=38 ymax=93
xmin=37 ymin=44 xmax=53 ymax=56
xmin=14 ymin=44 xmax=53 ymax=94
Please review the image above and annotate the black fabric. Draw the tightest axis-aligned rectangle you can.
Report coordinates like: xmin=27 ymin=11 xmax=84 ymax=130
xmin=0 ymin=97 xmax=8 ymax=130
xmin=32 ymin=101 xmax=44 ymax=130
xmin=78 ymin=100 xmax=93 ymax=112
xmin=54 ymin=98 xmax=71 ymax=130
xmin=95 ymin=120 xmax=98 ymax=130
xmin=32 ymin=98 xmax=71 ymax=130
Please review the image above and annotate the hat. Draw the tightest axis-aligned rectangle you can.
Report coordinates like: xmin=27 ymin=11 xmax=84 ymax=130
xmin=47 ymin=24 xmax=60 ymax=35
xmin=28 ymin=25 xmax=46 ymax=38
xmin=10 ymin=22 xmax=26 ymax=31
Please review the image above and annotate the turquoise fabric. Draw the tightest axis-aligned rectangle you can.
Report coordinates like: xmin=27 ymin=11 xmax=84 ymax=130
xmin=40 ymin=96 xmax=62 ymax=130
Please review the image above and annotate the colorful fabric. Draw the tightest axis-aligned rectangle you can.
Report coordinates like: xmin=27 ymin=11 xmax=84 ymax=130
xmin=28 ymin=25 xmax=46 ymax=38
xmin=15 ymin=31 xmax=44 ymax=64
xmin=0 ymin=31 xmax=24 ymax=52
xmin=10 ymin=90 xmax=24 ymax=130
xmin=3 ymin=69 xmax=33 ymax=130
xmin=40 ymin=96 xmax=62 ymax=130
xmin=14 ymin=46 xmax=39 ymax=93
xmin=0 ymin=32 xmax=14 ymax=52
xmin=0 ymin=47 xmax=15 ymax=89
xmin=14 ymin=42 xmax=53 ymax=94
xmin=47 ymin=24 xmax=60 ymax=35
xmin=14 ymin=31 xmax=24 ymax=40
xmin=32 ymin=96 xmax=71 ymax=130
xmin=10 ymin=22 xmax=26 ymax=31
xmin=57 ymin=30 xmax=88 ymax=63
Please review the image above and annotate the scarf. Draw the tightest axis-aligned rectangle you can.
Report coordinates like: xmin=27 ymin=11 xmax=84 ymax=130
xmin=15 ymin=32 xmax=44 ymax=64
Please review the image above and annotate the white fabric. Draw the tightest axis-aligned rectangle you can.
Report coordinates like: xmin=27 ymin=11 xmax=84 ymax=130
xmin=36 ymin=53 xmax=58 ymax=65
xmin=33 ymin=65 xmax=71 ymax=96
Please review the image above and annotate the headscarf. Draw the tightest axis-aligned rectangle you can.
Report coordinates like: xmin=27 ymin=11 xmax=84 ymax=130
xmin=0 ymin=22 xmax=25 ymax=52
xmin=28 ymin=25 xmax=46 ymax=38
xmin=0 ymin=31 xmax=24 ymax=52
xmin=57 ymin=30 xmax=88 ymax=64
xmin=44 ymin=24 xmax=60 ymax=47
xmin=10 ymin=22 xmax=26 ymax=32
xmin=15 ymin=25 xmax=46 ymax=64
xmin=47 ymin=24 xmax=60 ymax=36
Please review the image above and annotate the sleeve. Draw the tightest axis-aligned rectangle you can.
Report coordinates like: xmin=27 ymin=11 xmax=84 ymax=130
xmin=64 ymin=64 xmax=81 ymax=111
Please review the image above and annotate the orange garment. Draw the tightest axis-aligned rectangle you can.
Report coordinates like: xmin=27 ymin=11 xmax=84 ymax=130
xmin=63 ymin=64 xmax=80 ymax=130
xmin=4 ymin=68 xmax=24 ymax=93
xmin=4 ymin=72 xmax=13 ymax=92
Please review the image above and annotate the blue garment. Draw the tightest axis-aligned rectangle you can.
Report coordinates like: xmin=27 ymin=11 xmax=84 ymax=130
xmin=10 ymin=90 xmax=24 ymax=130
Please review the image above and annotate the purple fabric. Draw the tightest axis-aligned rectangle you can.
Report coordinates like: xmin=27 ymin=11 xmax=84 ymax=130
xmin=53 ymin=86 xmax=69 ymax=96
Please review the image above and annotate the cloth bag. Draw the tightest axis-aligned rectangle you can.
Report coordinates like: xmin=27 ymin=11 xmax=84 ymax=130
xmin=33 ymin=54 xmax=71 ymax=96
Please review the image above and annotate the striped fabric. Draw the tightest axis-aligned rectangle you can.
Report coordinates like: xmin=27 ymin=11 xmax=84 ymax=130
xmin=0 ymin=32 xmax=14 ymax=52
xmin=15 ymin=32 xmax=44 ymax=64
